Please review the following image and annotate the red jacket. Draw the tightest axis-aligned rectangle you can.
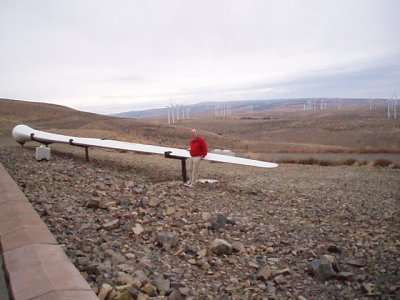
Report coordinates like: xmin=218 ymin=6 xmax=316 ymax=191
xmin=190 ymin=136 xmax=208 ymax=157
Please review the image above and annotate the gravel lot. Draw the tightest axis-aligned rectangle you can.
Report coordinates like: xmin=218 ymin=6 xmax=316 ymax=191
xmin=1 ymin=146 xmax=399 ymax=299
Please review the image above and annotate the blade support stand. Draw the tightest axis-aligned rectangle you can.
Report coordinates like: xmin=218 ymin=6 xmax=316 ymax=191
xmin=164 ymin=151 xmax=188 ymax=182
xmin=69 ymin=139 xmax=90 ymax=162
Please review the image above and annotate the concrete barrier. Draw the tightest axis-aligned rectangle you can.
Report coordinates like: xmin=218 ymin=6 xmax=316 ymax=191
xmin=0 ymin=163 xmax=98 ymax=300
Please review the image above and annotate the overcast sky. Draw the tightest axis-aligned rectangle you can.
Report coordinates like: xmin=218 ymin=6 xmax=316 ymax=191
xmin=0 ymin=0 xmax=399 ymax=114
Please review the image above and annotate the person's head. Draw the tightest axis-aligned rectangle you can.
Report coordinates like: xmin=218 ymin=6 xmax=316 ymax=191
xmin=191 ymin=129 xmax=198 ymax=138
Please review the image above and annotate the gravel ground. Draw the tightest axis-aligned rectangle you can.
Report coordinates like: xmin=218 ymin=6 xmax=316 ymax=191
xmin=1 ymin=146 xmax=399 ymax=300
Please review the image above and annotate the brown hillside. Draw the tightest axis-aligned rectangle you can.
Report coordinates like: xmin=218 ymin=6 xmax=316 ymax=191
xmin=1 ymin=98 xmax=399 ymax=156
xmin=0 ymin=99 xmax=233 ymax=149
xmin=150 ymin=105 xmax=400 ymax=153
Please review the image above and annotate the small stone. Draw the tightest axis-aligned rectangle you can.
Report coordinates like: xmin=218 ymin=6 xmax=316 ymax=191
xmin=154 ymin=274 xmax=170 ymax=294
xmin=142 ymin=283 xmax=158 ymax=296
xmin=257 ymin=266 xmax=272 ymax=281
xmin=119 ymin=198 xmax=131 ymax=208
xmin=335 ymin=271 xmax=355 ymax=281
xmin=125 ymin=253 xmax=136 ymax=260
xmin=133 ymin=270 xmax=148 ymax=282
xmin=80 ymin=271 xmax=88 ymax=280
xmin=361 ymin=283 xmax=375 ymax=294
xmin=124 ymin=181 xmax=134 ymax=188
xmin=130 ymin=279 xmax=142 ymax=289
xmin=148 ymin=198 xmax=162 ymax=207
xmin=211 ymin=215 xmax=227 ymax=231
xmin=168 ymin=289 xmax=183 ymax=300
xmin=114 ymin=290 xmax=134 ymax=300
xmin=157 ymin=231 xmax=179 ymax=248
xmin=248 ymin=259 xmax=260 ymax=269
xmin=137 ymin=293 xmax=149 ymax=300
xmin=116 ymin=274 xmax=135 ymax=285
xmin=196 ymin=248 xmax=208 ymax=258
xmin=273 ymin=274 xmax=285 ymax=285
xmin=179 ymin=287 xmax=190 ymax=296
xmin=201 ymin=262 xmax=210 ymax=270
xmin=346 ymin=259 xmax=366 ymax=267
xmin=266 ymin=247 xmax=275 ymax=253
xmin=327 ymin=244 xmax=342 ymax=254
xmin=86 ymin=197 xmax=102 ymax=208
xmin=272 ymin=267 xmax=291 ymax=277
xmin=322 ymin=254 xmax=340 ymax=272
xmin=128 ymin=287 xmax=139 ymax=298
xmin=109 ymin=289 xmax=118 ymax=300
xmin=166 ymin=207 xmax=176 ymax=215
xmin=103 ymin=219 xmax=120 ymax=230
xmin=84 ymin=264 xmax=100 ymax=275
xmin=209 ymin=238 xmax=233 ymax=256
xmin=201 ymin=212 xmax=212 ymax=222
xmin=98 ymin=283 xmax=114 ymax=300
xmin=132 ymin=224 xmax=144 ymax=235
xmin=231 ymin=241 xmax=246 ymax=253
xmin=297 ymin=296 xmax=308 ymax=300
xmin=101 ymin=200 xmax=117 ymax=209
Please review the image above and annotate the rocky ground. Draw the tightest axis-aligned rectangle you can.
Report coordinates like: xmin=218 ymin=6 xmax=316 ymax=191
xmin=1 ymin=146 xmax=399 ymax=300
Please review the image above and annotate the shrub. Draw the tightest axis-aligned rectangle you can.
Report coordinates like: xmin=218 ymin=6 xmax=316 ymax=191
xmin=318 ymin=160 xmax=335 ymax=166
xmin=298 ymin=158 xmax=320 ymax=165
xmin=339 ymin=158 xmax=357 ymax=166
xmin=373 ymin=159 xmax=392 ymax=167
xmin=278 ymin=159 xmax=296 ymax=164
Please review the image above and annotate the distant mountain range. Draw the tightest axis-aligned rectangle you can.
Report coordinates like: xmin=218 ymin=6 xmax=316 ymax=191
xmin=111 ymin=99 xmax=299 ymax=119
xmin=111 ymin=98 xmax=379 ymax=119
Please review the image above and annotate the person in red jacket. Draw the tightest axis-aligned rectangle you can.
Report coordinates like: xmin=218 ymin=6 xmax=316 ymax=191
xmin=186 ymin=129 xmax=208 ymax=187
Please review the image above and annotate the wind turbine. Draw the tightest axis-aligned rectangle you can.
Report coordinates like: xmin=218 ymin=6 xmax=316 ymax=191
xmin=167 ymin=106 xmax=171 ymax=124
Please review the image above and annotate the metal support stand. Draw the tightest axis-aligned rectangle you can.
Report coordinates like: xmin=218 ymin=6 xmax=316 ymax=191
xmin=30 ymin=133 xmax=48 ymax=147
xmin=164 ymin=151 xmax=188 ymax=182
xmin=69 ymin=139 xmax=90 ymax=162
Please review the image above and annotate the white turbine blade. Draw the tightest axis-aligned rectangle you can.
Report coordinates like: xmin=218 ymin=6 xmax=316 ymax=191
xmin=12 ymin=125 xmax=278 ymax=169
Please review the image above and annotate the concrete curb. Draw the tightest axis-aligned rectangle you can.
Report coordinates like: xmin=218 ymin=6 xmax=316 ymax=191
xmin=0 ymin=163 xmax=98 ymax=300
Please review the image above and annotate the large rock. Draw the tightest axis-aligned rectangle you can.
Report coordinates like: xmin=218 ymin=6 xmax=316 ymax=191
xmin=308 ymin=258 xmax=336 ymax=281
xmin=209 ymin=238 xmax=233 ymax=256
